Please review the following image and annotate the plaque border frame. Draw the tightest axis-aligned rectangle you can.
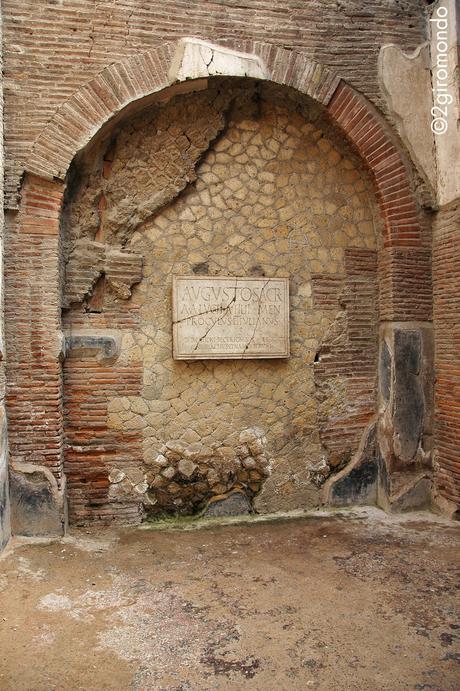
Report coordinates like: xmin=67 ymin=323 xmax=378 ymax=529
xmin=172 ymin=275 xmax=290 ymax=360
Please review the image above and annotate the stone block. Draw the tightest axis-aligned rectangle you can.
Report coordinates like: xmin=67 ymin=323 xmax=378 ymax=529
xmin=378 ymin=325 xmax=433 ymax=480
xmin=389 ymin=476 xmax=432 ymax=513
xmin=0 ymin=406 xmax=10 ymax=550
xmin=393 ymin=329 xmax=424 ymax=463
xmin=378 ymin=471 xmax=432 ymax=513
xmin=10 ymin=464 xmax=65 ymax=537
xmin=65 ymin=332 xmax=120 ymax=360
xmin=378 ymin=42 xmax=436 ymax=196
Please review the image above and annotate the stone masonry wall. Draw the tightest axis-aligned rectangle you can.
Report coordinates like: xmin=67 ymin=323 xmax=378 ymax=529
xmin=62 ymin=81 xmax=382 ymax=524
xmin=2 ymin=0 xmax=429 ymax=207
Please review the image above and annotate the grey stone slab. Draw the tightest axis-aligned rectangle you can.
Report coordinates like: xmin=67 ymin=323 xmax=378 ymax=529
xmin=10 ymin=467 xmax=64 ymax=537
xmin=65 ymin=333 xmax=120 ymax=359
xmin=394 ymin=329 xmax=424 ymax=463
xmin=203 ymin=490 xmax=252 ymax=517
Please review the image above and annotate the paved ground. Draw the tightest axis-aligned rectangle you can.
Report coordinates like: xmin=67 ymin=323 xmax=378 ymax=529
xmin=0 ymin=508 xmax=459 ymax=691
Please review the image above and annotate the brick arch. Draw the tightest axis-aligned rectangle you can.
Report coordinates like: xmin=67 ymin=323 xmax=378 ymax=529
xmin=27 ymin=39 xmax=428 ymax=308
xmin=6 ymin=39 xmax=433 ymax=534
xmin=24 ymin=37 xmax=431 ymax=331
xmin=28 ymin=40 xmax=344 ymax=181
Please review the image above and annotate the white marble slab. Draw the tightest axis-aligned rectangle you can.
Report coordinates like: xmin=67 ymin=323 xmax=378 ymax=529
xmin=172 ymin=276 xmax=289 ymax=359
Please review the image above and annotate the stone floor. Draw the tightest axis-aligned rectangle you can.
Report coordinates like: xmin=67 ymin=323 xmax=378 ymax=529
xmin=0 ymin=508 xmax=459 ymax=691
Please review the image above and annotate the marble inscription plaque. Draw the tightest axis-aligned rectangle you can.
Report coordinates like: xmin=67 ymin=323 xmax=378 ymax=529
xmin=172 ymin=276 xmax=289 ymax=359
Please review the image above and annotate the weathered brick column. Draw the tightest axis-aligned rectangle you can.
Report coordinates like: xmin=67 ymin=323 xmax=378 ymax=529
xmin=433 ymin=201 xmax=460 ymax=514
xmin=324 ymin=82 xmax=434 ymax=509
xmin=5 ymin=174 xmax=66 ymax=535
xmin=0 ymin=5 xmax=10 ymax=550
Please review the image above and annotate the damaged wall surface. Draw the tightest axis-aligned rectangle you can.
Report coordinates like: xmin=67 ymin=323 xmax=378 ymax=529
xmin=62 ymin=81 xmax=382 ymax=523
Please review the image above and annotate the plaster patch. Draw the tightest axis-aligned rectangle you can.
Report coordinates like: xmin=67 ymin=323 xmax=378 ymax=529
xmin=379 ymin=43 xmax=436 ymax=195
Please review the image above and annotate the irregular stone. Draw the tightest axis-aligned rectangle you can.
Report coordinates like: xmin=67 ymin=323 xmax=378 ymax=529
xmin=239 ymin=427 xmax=265 ymax=445
xmin=108 ymin=469 xmax=125 ymax=484
xmin=134 ymin=480 xmax=149 ymax=494
xmin=178 ymin=458 xmax=197 ymax=478
xmin=152 ymin=454 xmax=168 ymax=468
xmin=150 ymin=475 xmax=167 ymax=489
xmin=165 ymin=440 xmax=187 ymax=454
xmin=235 ymin=444 xmax=250 ymax=459
xmin=211 ymin=483 xmax=227 ymax=495
xmin=180 ymin=428 xmax=201 ymax=444
xmin=308 ymin=458 xmax=330 ymax=487
xmin=165 ymin=450 xmax=182 ymax=462
xmin=248 ymin=437 xmax=265 ymax=456
xmin=217 ymin=446 xmax=235 ymax=460
xmin=256 ymin=455 xmax=270 ymax=470
xmin=183 ymin=443 xmax=203 ymax=460
xmin=126 ymin=468 xmax=144 ymax=485
xmin=207 ymin=469 xmax=220 ymax=486
xmin=131 ymin=399 xmax=150 ymax=416
xmin=162 ymin=467 xmax=176 ymax=480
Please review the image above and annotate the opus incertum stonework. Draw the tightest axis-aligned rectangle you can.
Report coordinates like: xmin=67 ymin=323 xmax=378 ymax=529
xmin=57 ymin=79 xmax=389 ymax=523
xmin=172 ymin=276 xmax=290 ymax=359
